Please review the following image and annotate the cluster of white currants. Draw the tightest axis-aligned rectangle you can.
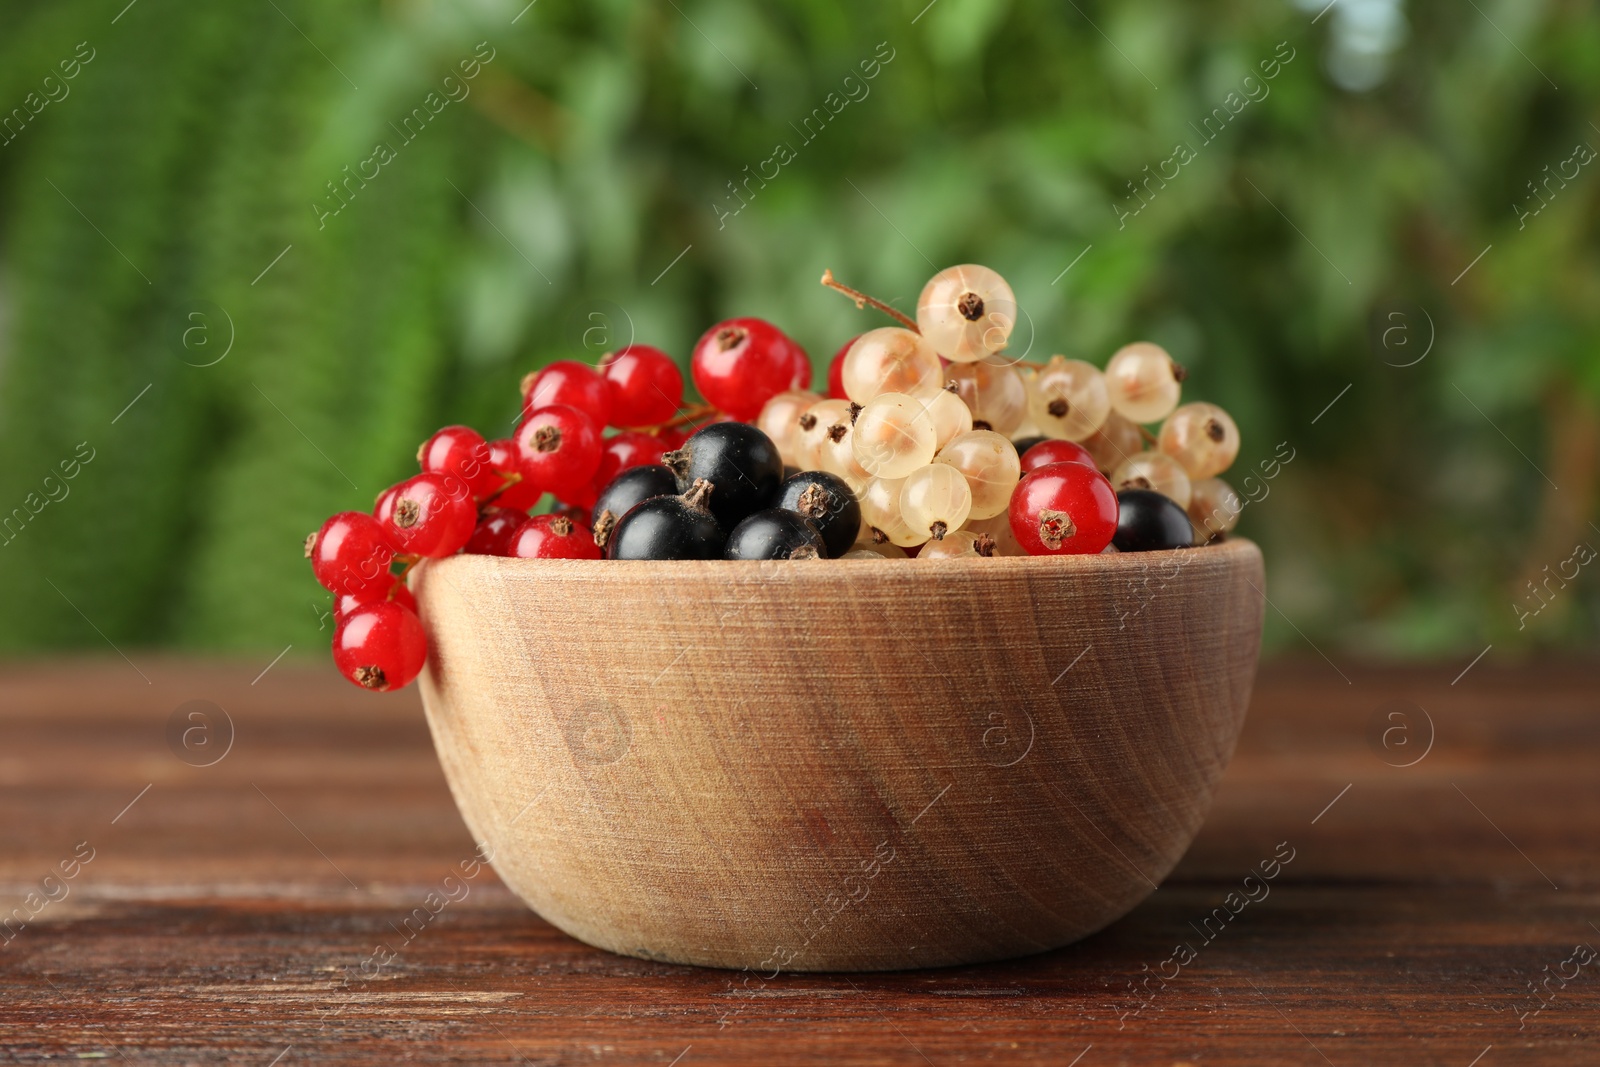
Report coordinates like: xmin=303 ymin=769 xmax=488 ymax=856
xmin=757 ymin=263 xmax=1245 ymax=558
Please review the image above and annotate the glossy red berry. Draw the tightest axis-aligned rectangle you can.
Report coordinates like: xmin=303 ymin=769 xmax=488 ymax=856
xmin=1008 ymin=461 xmax=1119 ymax=556
xmin=515 ymin=404 xmax=602 ymax=493
xmin=509 ymin=513 xmax=602 ymax=560
xmin=333 ymin=601 xmax=428 ymax=692
xmin=591 ymin=431 xmax=667 ymax=492
xmin=784 ymin=335 xmax=813 ymax=390
xmin=336 ymin=577 xmax=416 ymax=618
xmin=691 ymin=317 xmax=805 ymax=420
xmin=521 ymin=360 xmax=612 ymax=425
xmin=1019 ymin=439 xmax=1098 ymax=474
xmin=418 ymin=425 xmax=498 ymax=498
xmin=463 ymin=507 xmax=525 ymax=556
xmin=826 ymin=337 xmax=856 ymax=400
xmin=307 ymin=512 xmax=395 ymax=598
xmin=485 ymin=438 xmax=542 ymax=511
xmin=380 ymin=472 xmax=477 ymax=558
xmin=600 ymin=345 xmax=683 ymax=427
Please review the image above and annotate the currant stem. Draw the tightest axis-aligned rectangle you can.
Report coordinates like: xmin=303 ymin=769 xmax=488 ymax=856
xmin=646 ymin=403 xmax=720 ymax=433
xmin=1137 ymin=424 xmax=1160 ymax=447
xmin=478 ymin=470 xmax=522 ymax=507
xmin=820 ymin=269 xmax=920 ymax=333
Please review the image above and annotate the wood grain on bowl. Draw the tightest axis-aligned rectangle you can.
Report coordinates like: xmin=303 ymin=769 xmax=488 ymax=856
xmin=412 ymin=539 xmax=1265 ymax=971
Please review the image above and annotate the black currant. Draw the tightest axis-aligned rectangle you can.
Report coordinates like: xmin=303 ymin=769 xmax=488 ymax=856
xmin=772 ymin=470 xmax=861 ymax=558
xmin=662 ymin=422 xmax=783 ymax=529
xmin=592 ymin=464 xmax=679 ymax=550
xmin=725 ymin=509 xmax=825 ymax=561
xmin=1112 ymin=489 xmax=1194 ymax=552
xmin=607 ymin=479 xmax=726 ymax=560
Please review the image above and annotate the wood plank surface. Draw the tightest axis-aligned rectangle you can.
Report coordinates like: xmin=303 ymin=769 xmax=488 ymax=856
xmin=1 ymin=657 xmax=1597 ymax=1065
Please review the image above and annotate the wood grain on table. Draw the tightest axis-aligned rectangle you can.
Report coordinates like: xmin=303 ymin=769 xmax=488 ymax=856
xmin=1 ymin=658 xmax=1596 ymax=1065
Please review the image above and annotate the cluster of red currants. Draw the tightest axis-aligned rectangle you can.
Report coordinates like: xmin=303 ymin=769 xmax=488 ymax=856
xmin=306 ymin=264 xmax=1244 ymax=694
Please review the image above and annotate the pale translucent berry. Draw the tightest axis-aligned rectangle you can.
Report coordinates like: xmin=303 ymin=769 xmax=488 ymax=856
xmin=858 ymin=475 xmax=920 ymax=547
xmin=1112 ymin=450 xmax=1193 ymax=510
xmin=851 ymin=393 xmax=937 ymax=479
xmin=946 ymin=359 xmax=1028 ymax=434
xmin=792 ymin=398 xmax=852 ymax=471
xmin=1188 ymin=477 xmax=1242 ymax=542
xmin=917 ymin=530 xmax=997 ymax=559
xmin=926 ymin=388 xmax=974 ymax=449
xmin=1104 ymin=342 xmax=1185 ymax=424
xmin=1081 ymin=412 xmax=1145 ymax=474
xmin=817 ymin=411 xmax=871 ymax=491
xmin=962 ymin=512 xmax=1026 ymax=557
xmin=935 ymin=429 xmax=1020 ymax=520
xmin=1026 ymin=355 xmax=1111 ymax=441
xmin=840 ymin=328 xmax=944 ymax=402
xmin=900 ymin=463 xmax=972 ymax=541
xmin=843 ymin=541 xmax=905 ymax=559
xmin=916 ymin=264 xmax=1017 ymax=363
xmin=756 ymin=389 xmax=822 ymax=468
xmin=1159 ymin=402 xmax=1240 ymax=478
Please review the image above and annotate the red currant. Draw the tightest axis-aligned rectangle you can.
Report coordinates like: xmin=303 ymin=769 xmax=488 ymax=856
xmin=333 ymin=601 xmax=428 ymax=691
xmin=554 ymin=478 xmax=599 ymax=510
xmin=1019 ymin=439 xmax=1098 ymax=474
xmin=485 ymin=438 xmax=542 ymax=511
xmin=783 ymin=335 xmax=813 ymax=390
xmin=509 ymin=513 xmax=602 ymax=559
xmin=826 ymin=337 xmax=856 ymax=400
xmin=600 ymin=345 xmax=683 ymax=427
xmin=515 ymin=405 xmax=602 ymax=493
xmin=463 ymin=507 xmax=526 ymax=556
xmin=306 ymin=512 xmax=395 ymax=598
xmin=521 ymin=360 xmax=612 ymax=425
xmin=691 ymin=317 xmax=805 ymax=420
xmin=379 ymin=472 xmax=477 ymax=558
xmin=1008 ymin=461 xmax=1119 ymax=555
xmin=336 ymin=577 xmax=416 ymax=618
xmin=418 ymin=425 xmax=498 ymax=498
xmin=591 ymin=431 xmax=667 ymax=492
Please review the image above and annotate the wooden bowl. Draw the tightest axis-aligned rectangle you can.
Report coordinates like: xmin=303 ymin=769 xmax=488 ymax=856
xmin=412 ymin=538 xmax=1265 ymax=972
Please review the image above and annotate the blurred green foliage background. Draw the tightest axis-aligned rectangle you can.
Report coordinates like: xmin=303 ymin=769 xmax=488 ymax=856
xmin=0 ymin=0 xmax=1595 ymax=660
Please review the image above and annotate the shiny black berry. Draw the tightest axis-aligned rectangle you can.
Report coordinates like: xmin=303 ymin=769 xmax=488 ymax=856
xmin=607 ymin=478 xmax=726 ymax=560
xmin=591 ymin=464 xmax=678 ymax=550
xmin=662 ymin=422 xmax=783 ymax=529
xmin=772 ymin=471 xmax=861 ymax=558
xmin=1112 ymin=489 xmax=1193 ymax=552
xmin=725 ymin=509 xmax=825 ymax=561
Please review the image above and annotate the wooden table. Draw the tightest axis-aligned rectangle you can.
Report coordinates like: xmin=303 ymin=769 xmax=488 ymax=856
xmin=2 ymin=659 xmax=1596 ymax=1065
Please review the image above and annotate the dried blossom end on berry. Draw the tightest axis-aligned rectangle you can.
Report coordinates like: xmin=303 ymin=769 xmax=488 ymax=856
xmin=1172 ymin=362 xmax=1188 ymax=382
xmin=394 ymin=498 xmax=421 ymax=529
xmin=974 ymin=533 xmax=997 ymax=557
xmin=592 ymin=510 xmax=618 ymax=549
xmin=795 ymin=484 xmax=829 ymax=518
xmin=1205 ymin=419 xmax=1225 ymax=442
xmin=789 ymin=544 xmax=821 ymax=560
xmin=533 ymin=426 xmax=562 ymax=453
xmin=683 ymin=478 xmax=716 ymax=512
xmin=871 ymin=526 xmax=890 ymax=544
xmin=303 ymin=532 xmax=317 ymax=559
xmin=826 ymin=423 xmax=848 ymax=443
xmin=1039 ymin=508 xmax=1076 ymax=550
xmin=354 ymin=665 xmax=387 ymax=690
xmin=798 ymin=413 xmax=817 ymax=432
xmin=956 ymin=292 xmax=984 ymax=321
xmin=550 ymin=515 xmax=574 ymax=537
xmin=929 ymin=521 xmax=948 ymax=541
xmin=1047 ymin=398 xmax=1069 ymax=418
